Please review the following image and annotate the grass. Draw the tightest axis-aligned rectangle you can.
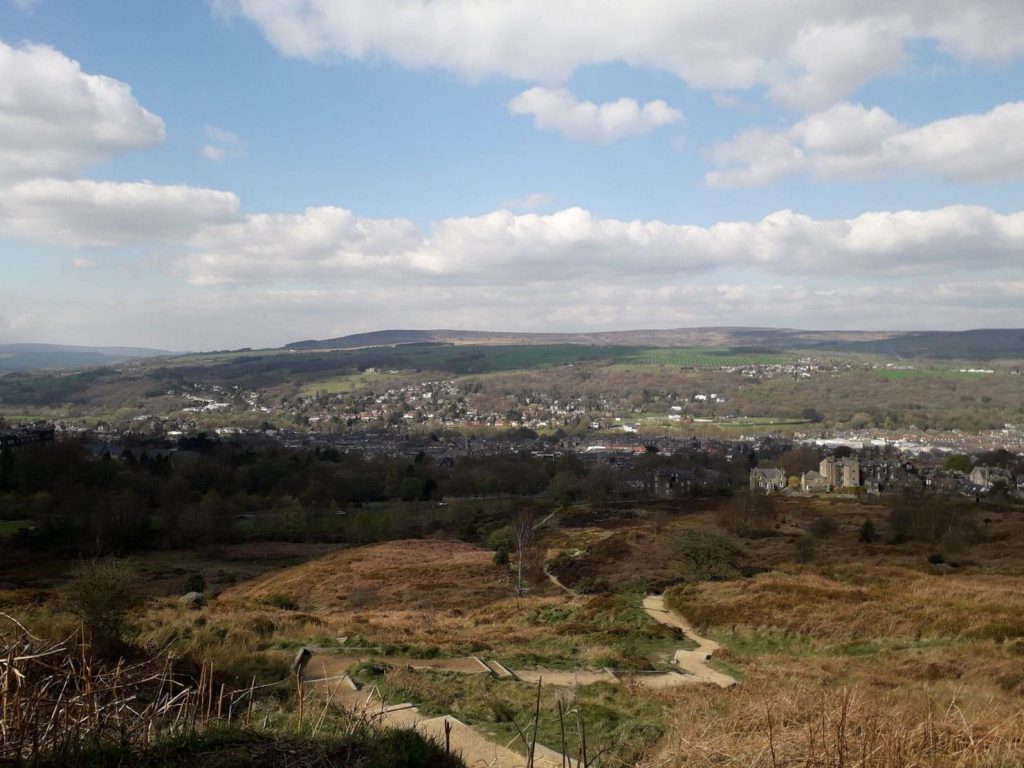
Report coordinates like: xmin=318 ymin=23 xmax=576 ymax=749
xmin=42 ymin=729 xmax=466 ymax=768
xmin=622 ymin=346 xmax=789 ymax=368
xmin=874 ymin=367 xmax=998 ymax=381
xmin=7 ymin=496 xmax=1024 ymax=767
xmin=297 ymin=371 xmax=408 ymax=396
xmin=364 ymin=669 xmax=666 ymax=765
xmin=665 ymin=566 xmax=1024 ymax=642
xmin=213 ymin=539 xmax=688 ymax=671
xmin=0 ymin=630 xmax=466 ymax=768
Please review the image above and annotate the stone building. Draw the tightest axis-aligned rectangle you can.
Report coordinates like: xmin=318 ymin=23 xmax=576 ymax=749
xmin=749 ymin=467 xmax=787 ymax=492
xmin=820 ymin=455 xmax=860 ymax=490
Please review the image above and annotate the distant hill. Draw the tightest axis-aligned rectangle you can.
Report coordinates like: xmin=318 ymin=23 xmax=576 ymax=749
xmin=287 ymin=327 xmax=1024 ymax=360
xmin=0 ymin=343 xmax=169 ymax=372
xmin=807 ymin=329 xmax=1024 ymax=359
xmin=286 ymin=327 xmax=896 ymax=351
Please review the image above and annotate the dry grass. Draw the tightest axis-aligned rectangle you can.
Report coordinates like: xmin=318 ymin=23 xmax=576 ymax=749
xmin=667 ymin=567 xmax=1024 ymax=642
xmin=0 ymin=628 xmax=221 ymax=764
xmin=221 ymin=539 xmax=517 ymax=611
xmin=213 ymin=539 xmax=585 ymax=659
xmin=649 ymin=676 xmax=1024 ymax=767
xmin=650 ymin=501 xmax=1024 ymax=767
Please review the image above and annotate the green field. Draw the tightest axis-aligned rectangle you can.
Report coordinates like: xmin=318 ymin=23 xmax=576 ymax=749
xmin=621 ymin=347 xmax=788 ymax=368
xmin=874 ymin=367 xmax=998 ymax=381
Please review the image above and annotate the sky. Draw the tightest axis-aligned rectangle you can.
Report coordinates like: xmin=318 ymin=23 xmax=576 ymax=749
xmin=2 ymin=1 xmax=1024 ymax=350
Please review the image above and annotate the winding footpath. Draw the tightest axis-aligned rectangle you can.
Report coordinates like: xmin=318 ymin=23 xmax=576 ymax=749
xmin=302 ymin=592 xmax=735 ymax=767
xmin=641 ymin=594 xmax=737 ymax=689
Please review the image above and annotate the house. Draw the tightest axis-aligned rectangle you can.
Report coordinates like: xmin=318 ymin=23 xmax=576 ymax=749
xmin=970 ymin=465 xmax=1015 ymax=491
xmin=749 ymin=467 xmax=787 ymax=492
xmin=820 ymin=456 xmax=860 ymax=490
xmin=862 ymin=460 xmax=922 ymax=493
xmin=653 ymin=468 xmax=696 ymax=498
xmin=801 ymin=470 xmax=830 ymax=493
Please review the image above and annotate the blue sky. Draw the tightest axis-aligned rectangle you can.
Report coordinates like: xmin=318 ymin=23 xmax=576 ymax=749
xmin=2 ymin=0 xmax=1024 ymax=349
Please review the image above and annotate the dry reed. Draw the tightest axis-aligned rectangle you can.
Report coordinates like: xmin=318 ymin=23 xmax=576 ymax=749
xmin=1 ymin=630 xmax=220 ymax=764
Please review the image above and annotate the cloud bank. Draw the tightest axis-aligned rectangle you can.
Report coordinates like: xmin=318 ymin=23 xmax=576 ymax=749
xmin=708 ymin=101 xmax=1024 ymax=186
xmin=212 ymin=0 xmax=1024 ymax=109
xmin=172 ymin=204 xmax=1024 ymax=285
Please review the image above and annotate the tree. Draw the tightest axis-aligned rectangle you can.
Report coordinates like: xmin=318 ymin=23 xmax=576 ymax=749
xmin=511 ymin=509 xmax=544 ymax=597
xmin=777 ymin=446 xmax=820 ymax=477
xmin=943 ymin=454 xmax=973 ymax=474
xmin=61 ymin=559 xmax=139 ymax=658
xmin=717 ymin=490 xmax=778 ymax=536
xmin=582 ymin=464 xmax=615 ymax=506
xmin=859 ymin=518 xmax=877 ymax=543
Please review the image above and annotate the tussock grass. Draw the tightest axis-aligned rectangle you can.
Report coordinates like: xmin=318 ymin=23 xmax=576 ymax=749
xmin=651 ymin=678 xmax=1024 ymax=768
xmin=666 ymin=567 xmax=1024 ymax=641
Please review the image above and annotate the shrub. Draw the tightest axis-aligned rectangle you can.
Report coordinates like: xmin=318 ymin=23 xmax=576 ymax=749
xmin=794 ymin=535 xmax=816 ymax=564
xmin=808 ymin=516 xmax=839 ymax=539
xmin=675 ymin=529 xmax=746 ymax=582
xmin=182 ymin=573 xmax=206 ymax=594
xmin=261 ymin=594 xmax=299 ymax=611
xmin=858 ymin=518 xmax=876 ymax=543
xmin=717 ymin=490 xmax=778 ymax=537
xmin=60 ymin=559 xmax=140 ymax=658
xmin=245 ymin=616 xmax=276 ymax=637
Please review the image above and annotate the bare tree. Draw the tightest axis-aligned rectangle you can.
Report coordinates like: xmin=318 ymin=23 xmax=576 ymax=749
xmin=512 ymin=509 xmax=537 ymax=597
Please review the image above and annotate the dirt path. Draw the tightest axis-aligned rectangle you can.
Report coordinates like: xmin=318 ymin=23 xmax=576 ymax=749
xmin=543 ymin=569 xmax=737 ymax=689
xmin=298 ymin=591 xmax=735 ymax=767
xmin=642 ymin=595 xmax=737 ymax=688
xmin=304 ymin=671 xmax=571 ymax=768
xmin=543 ymin=566 xmax=575 ymax=596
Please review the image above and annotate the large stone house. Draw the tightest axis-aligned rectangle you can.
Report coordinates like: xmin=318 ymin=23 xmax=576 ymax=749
xmin=970 ymin=465 xmax=1015 ymax=491
xmin=749 ymin=467 xmax=787 ymax=492
xmin=820 ymin=456 xmax=860 ymax=490
xmin=801 ymin=470 xmax=831 ymax=493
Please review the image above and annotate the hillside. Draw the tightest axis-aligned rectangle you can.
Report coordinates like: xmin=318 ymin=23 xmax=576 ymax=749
xmin=286 ymin=326 xmax=898 ymax=351
xmin=0 ymin=343 xmax=169 ymax=372
xmin=285 ymin=326 xmax=1024 ymax=359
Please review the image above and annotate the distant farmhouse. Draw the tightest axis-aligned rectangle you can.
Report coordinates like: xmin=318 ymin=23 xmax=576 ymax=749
xmin=750 ymin=467 xmax=787 ymax=492
xmin=819 ymin=456 xmax=860 ymax=489
xmin=800 ymin=470 xmax=830 ymax=493
xmin=798 ymin=457 xmax=859 ymax=493
xmin=969 ymin=465 xmax=1016 ymax=491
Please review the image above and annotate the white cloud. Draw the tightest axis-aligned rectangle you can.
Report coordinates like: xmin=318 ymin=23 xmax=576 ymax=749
xmin=0 ymin=179 xmax=240 ymax=247
xmin=201 ymin=124 xmax=246 ymax=161
xmin=202 ymin=144 xmax=226 ymax=162
xmin=72 ymin=257 xmax=96 ymax=269
xmin=180 ymin=207 xmax=423 ymax=285
xmin=0 ymin=41 xmax=165 ymax=180
xmin=173 ymin=203 xmax=1024 ymax=287
xmin=508 ymin=88 xmax=682 ymax=143
xmin=707 ymin=101 xmax=1024 ymax=186
xmin=765 ymin=20 xmax=905 ymax=111
xmin=212 ymin=1 xmax=1024 ymax=109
